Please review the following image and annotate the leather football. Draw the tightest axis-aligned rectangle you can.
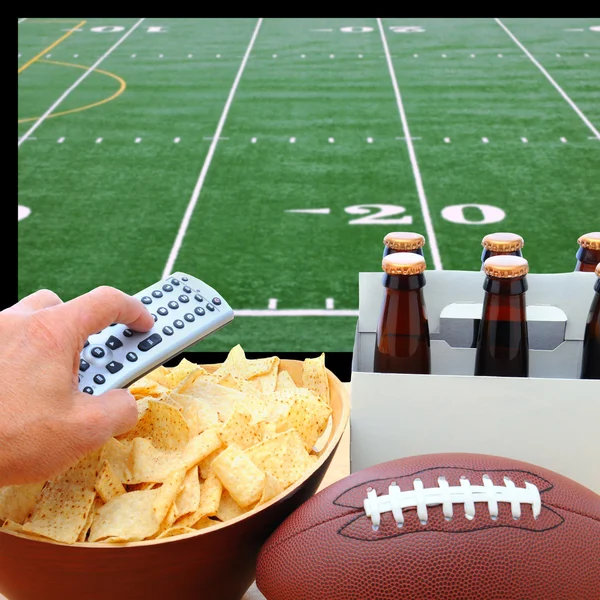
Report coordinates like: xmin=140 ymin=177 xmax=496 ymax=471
xmin=256 ymin=453 xmax=600 ymax=599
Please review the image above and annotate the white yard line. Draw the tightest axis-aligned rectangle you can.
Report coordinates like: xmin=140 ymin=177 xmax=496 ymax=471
xmin=18 ymin=18 xmax=27 ymax=24
xmin=18 ymin=19 xmax=145 ymax=148
xmin=494 ymin=18 xmax=600 ymax=140
xmin=376 ymin=18 xmax=443 ymax=270
xmin=234 ymin=309 xmax=358 ymax=317
xmin=162 ymin=18 xmax=263 ymax=279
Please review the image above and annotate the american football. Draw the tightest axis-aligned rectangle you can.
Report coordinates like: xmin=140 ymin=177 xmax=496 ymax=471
xmin=256 ymin=453 xmax=600 ymax=599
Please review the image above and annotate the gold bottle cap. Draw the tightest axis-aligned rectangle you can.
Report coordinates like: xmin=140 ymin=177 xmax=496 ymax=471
xmin=481 ymin=232 xmax=524 ymax=252
xmin=483 ymin=255 xmax=529 ymax=278
xmin=383 ymin=232 xmax=426 ymax=251
xmin=577 ymin=232 xmax=600 ymax=250
xmin=382 ymin=252 xmax=426 ymax=275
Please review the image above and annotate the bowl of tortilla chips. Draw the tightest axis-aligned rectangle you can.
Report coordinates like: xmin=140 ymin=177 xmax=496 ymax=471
xmin=0 ymin=346 xmax=350 ymax=600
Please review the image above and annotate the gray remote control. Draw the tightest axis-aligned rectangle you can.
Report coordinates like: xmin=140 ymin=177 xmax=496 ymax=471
xmin=78 ymin=272 xmax=234 ymax=394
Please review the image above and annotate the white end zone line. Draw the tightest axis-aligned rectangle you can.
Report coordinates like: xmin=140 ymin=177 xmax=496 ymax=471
xmin=162 ymin=18 xmax=263 ymax=279
xmin=18 ymin=19 xmax=146 ymax=148
xmin=376 ymin=18 xmax=443 ymax=270
xmin=494 ymin=18 xmax=600 ymax=140
xmin=234 ymin=309 xmax=358 ymax=317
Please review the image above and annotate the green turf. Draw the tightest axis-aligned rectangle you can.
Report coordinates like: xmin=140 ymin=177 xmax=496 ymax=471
xmin=18 ymin=18 xmax=600 ymax=352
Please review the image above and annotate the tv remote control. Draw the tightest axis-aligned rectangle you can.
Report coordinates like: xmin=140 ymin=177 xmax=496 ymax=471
xmin=77 ymin=272 xmax=234 ymax=395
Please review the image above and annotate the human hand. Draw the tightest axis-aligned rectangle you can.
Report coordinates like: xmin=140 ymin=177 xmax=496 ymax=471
xmin=0 ymin=286 xmax=154 ymax=486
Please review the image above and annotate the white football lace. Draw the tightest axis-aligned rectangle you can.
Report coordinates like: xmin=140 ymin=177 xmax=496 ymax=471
xmin=363 ymin=475 xmax=541 ymax=530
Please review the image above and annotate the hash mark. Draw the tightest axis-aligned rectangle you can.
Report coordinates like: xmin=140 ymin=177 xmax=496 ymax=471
xmin=46 ymin=53 xmax=52 ymax=58
xmin=74 ymin=53 xmax=79 ymax=58
xmin=584 ymin=53 xmax=590 ymax=57
xmin=358 ymin=54 xmax=363 ymax=58
xmin=326 ymin=298 xmax=335 ymax=310
xmin=188 ymin=54 xmax=193 ymax=58
xmin=413 ymin=53 xmax=418 ymax=58
xmin=556 ymin=53 xmax=561 ymax=57
xmin=289 ymin=137 xmax=296 ymax=143
xmin=497 ymin=53 xmax=503 ymax=58
xmin=159 ymin=53 xmax=164 ymax=58
xmin=482 ymin=137 xmax=489 ymax=143
xmin=367 ymin=137 xmax=373 ymax=143
xmin=95 ymin=137 xmax=103 ymax=143
xmin=268 ymin=298 xmax=278 ymax=310
xmin=328 ymin=137 xmax=335 ymax=143
xmin=329 ymin=54 xmax=335 ymax=58
xmin=470 ymin=53 xmax=476 ymax=58
xmin=131 ymin=54 xmax=136 ymax=58
xmin=57 ymin=137 xmax=65 ymax=143
xmin=251 ymin=137 xmax=257 ymax=143
xmin=174 ymin=137 xmax=181 ymax=143
xmin=442 ymin=53 xmax=447 ymax=58
xmin=216 ymin=54 xmax=221 ymax=58
xmin=301 ymin=54 xmax=306 ymax=58
xmin=135 ymin=137 xmax=142 ymax=143
xmin=521 ymin=137 xmax=528 ymax=143
xmin=560 ymin=137 xmax=568 ymax=143
xmin=444 ymin=137 xmax=451 ymax=143
xmin=272 ymin=54 xmax=277 ymax=58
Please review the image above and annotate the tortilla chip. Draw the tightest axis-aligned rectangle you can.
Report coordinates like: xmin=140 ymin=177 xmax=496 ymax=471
xmin=129 ymin=428 xmax=221 ymax=484
xmin=211 ymin=444 xmax=266 ymax=508
xmin=78 ymin=497 xmax=102 ymax=542
xmin=193 ymin=516 xmax=217 ymax=530
xmin=148 ymin=358 xmax=205 ymax=390
xmin=95 ymin=461 xmax=126 ymax=504
xmin=258 ymin=472 xmax=285 ymax=506
xmin=198 ymin=448 xmax=223 ymax=480
xmin=167 ymin=393 xmax=220 ymax=436
xmin=1 ymin=519 xmax=24 ymax=533
xmin=216 ymin=490 xmax=250 ymax=521
xmin=276 ymin=389 xmax=332 ymax=451
xmin=174 ymin=379 xmax=246 ymax=422
xmin=120 ymin=399 xmax=191 ymax=451
xmin=175 ymin=466 xmax=201 ymax=517
xmin=89 ymin=469 xmax=185 ymax=542
xmin=218 ymin=402 xmax=264 ymax=450
xmin=156 ymin=525 xmax=196 ymax=539
xmin=215 ymin=345 xmax=279 ymax=381
xmin=127 ymin=376 xmax=169 ymax=400
xmin=302 ymin=353 xmax=330 ymax=404
xmin=276 ymin=370 xmax=297 ymax=391
xmin=100 ymin=438 xmax=132 ymax=483
xmin=175 ymin=471 xmax=223 ymax=528
xmin=22 ymin=450 xmax=101 ymax=544
xmin=0 ymin=482 xmax=45 ymax=525
xmin=247 ymin=361 xmax=278 ymax=394
xmin=246 ymin=429 xmax=313 ymax=489
xmin=260 ymin=422 xmax=278 ymax=441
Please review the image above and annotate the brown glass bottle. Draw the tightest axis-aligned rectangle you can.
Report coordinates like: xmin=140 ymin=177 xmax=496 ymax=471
xmin=480 ymin=232 xmax=524 ymax=270
xmin=581 ymin=263 xmax=600 ymax=379
xmin=383 ymin=232 xmax=425 ymax=258
xmin=374 ymin=253 xmax=431 ymax=374
xmin=475 ymin=255 xmax=529 ymax=377
xmin=575 ymin=232 xmax=600 ymax=273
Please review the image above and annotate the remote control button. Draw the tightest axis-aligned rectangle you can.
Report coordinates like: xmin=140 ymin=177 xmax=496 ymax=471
xmin=106 ymin=361 xmax=123 ymax=374
xmin=168 ymin=301 xmax=179 ymax=310
xmin=194 ymin=294 xmax=204 ymax=303
xmin=152 ymin=290 xmax=163 ymax=298
xmin=84 ymin=340 xmax=90 ymax=348
xmin=138 ymin=333 xmax=163 ymax=352
xmin=178 ymin=295 xmax=189 ymax=303
xmin=184 ymin=313 xmax=195 ymax=322
xmin=152 ymin=314 xmax=158 ymax=322
xmin=173 ymin=320 xmax=184 ymax=329
xmin=163 ymin=326 xmax=174 ymax=336
xmin=83 ymin=387 xmax=94 ymax=395
xmin=94 ymin=374 xmax=106 ymax=385
xmin=106 ymin=336 xmax=123 ymax=351
xmin=123 ymin=329 xmax=133 ymax=337
xmin=141 ymin=296 xmax=152 ymax=305
xmin=181 ymin=276 xmax=189 ymax=281
xmin=171 ymin=278 xmax=180 ymax=286
xmin=212 ymin=297 xmax=222 ymax=306
xmin=162 ymin=284 xmax=174 ymax=292
xmin=194 ymin=307 xmax=205 ymax=316
xmin=183 ymin=285 xmax=192 ymax=293
xmin=206 ymin=303 xmax=215 ymax=312
xmin=79 ymin=359 xmax=90 ymax=372
xmin=91 ymin=347 xmax=105 ymax=359
xmin=157 ymin=307 xmax=168 ymax=316
xmin=126 ymin=352 xmax=138 ymax=362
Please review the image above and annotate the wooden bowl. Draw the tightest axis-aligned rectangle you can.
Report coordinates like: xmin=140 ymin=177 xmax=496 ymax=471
xmin=0 ymin=360 xmax=350 ymax=600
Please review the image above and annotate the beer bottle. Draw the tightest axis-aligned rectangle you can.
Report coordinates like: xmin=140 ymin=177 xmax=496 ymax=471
xmin=374 ymin=252 xmax=431 ymax=374
xmin=480 ymin=232 xmax=524 ymax=270
xmin=383 ymin=232 xmax=425 ymax=258
xmin=475 ymin=255 xmax=529 ymax=377
xmin=575 ymin=232 xmax=600 ymax=273
xmin=581 ymin=263 xmax=600 ymax=379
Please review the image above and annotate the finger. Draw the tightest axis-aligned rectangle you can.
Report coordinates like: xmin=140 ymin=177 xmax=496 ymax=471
xmin=53 ymin=286 xmax=154 ymax=340
xmin=7 ymin=289 xmax=63 ymax=313
xmin=94 ymin=389 xmax=139 ymax=437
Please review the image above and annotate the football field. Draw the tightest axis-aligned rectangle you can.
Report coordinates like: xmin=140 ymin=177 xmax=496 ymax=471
xmin=17 ymin=18 xmax=600 ymax=352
